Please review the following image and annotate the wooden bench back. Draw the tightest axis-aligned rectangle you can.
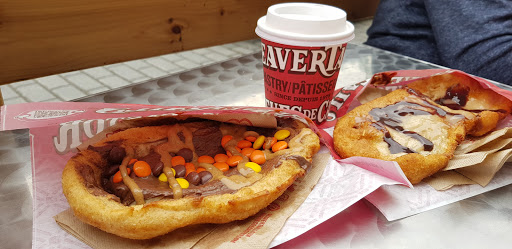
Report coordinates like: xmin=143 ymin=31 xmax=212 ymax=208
xmin=0 ymin=0 xmax=378 ymax=87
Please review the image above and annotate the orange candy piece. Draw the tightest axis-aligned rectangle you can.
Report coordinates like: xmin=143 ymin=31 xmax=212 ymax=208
xmin=196 ymin=167 xmax=206 ymax=173
xmin=185 ymin=163 xmax=196 ymax=176
xmin=113 ymin=171 xmax=123 ymax=183
xmin=128 ymin=159 xmax=138 ymax=165
xmin=237 ymin=140 xmax=252 ymax=149
xmin=221 ymin=135 xmax=233 ymax=147
xmin=249 ymin=150 xmax=266 ymax=165
xmin=263 ymin=137 xmax=277 ymax=150
xmin=226 ymin=155 xmax=243 ymax=167
xmin=112 ymin=168 xmax=131 ymax=183
xmin=171 ymin=156 xmax=186 ymax=166
xmin=272 ymin=141 xmax=288 ymax=152
xmin=198 ymin=155 xmax=215 ymax=164
xmin=213 ymin=162 xmax=230 ymax=172
xmin=214 ymin=153 xmax=229 ymax=163
xmin=133 ymin=161 xmax=152 ymax=177
xmin=245 ymin=136 xmax=257 ymax=142
xmin=241 ymin=147 xmax=255 ymax=157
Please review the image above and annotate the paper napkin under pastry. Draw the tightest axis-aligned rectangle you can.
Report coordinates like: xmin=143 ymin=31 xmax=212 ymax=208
xmin=424 ymin=127 xmax=512 ymax=190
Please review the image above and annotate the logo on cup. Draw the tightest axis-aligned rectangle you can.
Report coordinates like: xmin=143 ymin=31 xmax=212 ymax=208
xmin=261 ymin=43 xmax=346 ymax=77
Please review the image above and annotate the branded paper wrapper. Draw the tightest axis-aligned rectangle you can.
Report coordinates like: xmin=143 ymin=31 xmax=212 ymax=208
xmin=0 ymin=103 xmax=405 ymax=249
xmin=1 ymin=69 xmax=512 ymax=248
xmin=329 ymin=69 xmax=512 ymax=221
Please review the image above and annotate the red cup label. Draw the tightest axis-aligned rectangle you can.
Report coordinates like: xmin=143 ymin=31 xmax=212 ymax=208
xmin=261 ymin=39 xmax=347 ymax=124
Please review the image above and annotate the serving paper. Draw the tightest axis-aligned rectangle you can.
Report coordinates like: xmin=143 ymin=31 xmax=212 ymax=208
xmin=0 ymin=104 xmax=406 ymax=248
xmin=341 ymin=69 xmax=512 ymax=221
xmin=1 ymin=69 xmax=512 ymax=248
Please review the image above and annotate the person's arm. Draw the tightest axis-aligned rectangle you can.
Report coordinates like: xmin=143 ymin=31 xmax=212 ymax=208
xmin=366 ymin=0 xmax=444 ymax=66
xmin=424 ymin=0 xmax=512 ymax=84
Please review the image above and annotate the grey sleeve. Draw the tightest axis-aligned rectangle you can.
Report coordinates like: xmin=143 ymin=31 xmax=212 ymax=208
xmin=424 ymin=0 xmax=512 ymax=84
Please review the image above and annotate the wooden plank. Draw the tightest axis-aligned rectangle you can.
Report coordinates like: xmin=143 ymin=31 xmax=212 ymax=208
xmin=0 ymin=88 xmax=4 ymax=106
xmin=0 ymin=0 xmax=378 ymax=85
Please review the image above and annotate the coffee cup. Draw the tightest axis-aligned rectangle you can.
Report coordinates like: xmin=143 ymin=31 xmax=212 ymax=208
xmin=255 ymin=3 xmax=354 ymax=124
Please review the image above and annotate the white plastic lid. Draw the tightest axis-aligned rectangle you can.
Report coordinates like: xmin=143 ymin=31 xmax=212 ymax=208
xmin=255 ymin=3 xmax=355 ymax=47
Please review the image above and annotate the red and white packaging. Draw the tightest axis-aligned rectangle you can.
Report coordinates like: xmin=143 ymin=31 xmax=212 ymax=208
xmin=0 ymin=103 xmax=406 ymax=248
xmin=2 ymin=69 xmax=512 ymax=247
xmin=255 ymin=3 xmax=354 ymax=125
xmin=328 ymin=69 xmax=512 ymax=220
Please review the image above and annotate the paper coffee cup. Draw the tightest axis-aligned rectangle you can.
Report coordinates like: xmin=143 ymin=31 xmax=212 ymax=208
xmin=255 ymin=3 xmax=354 ymax=124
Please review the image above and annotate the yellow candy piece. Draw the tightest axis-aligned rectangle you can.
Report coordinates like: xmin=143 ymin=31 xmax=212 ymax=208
xmin=158 ymin=173 xmax=167 ymax=182
xmin=158 ymin=169 xmax=176 ymax=182
xmin=176 ymin=178 xmax=189 ymax=189
xmin=274 ymin=129 xmax=290 ymax=140
xmin=253 ymin=135 xmax=265 ymax=149
xmin=245 ymin=162 xmax=261 ymax=173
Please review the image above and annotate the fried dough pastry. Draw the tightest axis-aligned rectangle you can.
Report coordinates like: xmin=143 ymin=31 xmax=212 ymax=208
xmin=334 ymin=88 xmax=480 ymax=184
xmin=407 ymin=73 xmax=512 ymax=136
xmin=335 ymin=71 xmax=512 ymax=184
xmin=62 ymin=118 xmax=320 ymax=239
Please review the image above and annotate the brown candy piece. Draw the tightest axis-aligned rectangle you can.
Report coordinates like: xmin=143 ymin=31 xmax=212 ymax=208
xmin=89 ymin=144 xmax=114 ymax=158
xmin=177 ymin=148 xmax=193 ymax=162
xmin=112 ymin=184 xmax=134 ymax=204
xmin=173 ymin=165 xmax=186 ymax=178
xmin=139 ymin=151 xmax=164 ymax=176
xmin=185 ymin=172 xmax=200 ymax=185
xmin=193 ymin=127 xmax=225 ymax=157
xmin=108 ymin=146 xmax=126 ymax=164
xmin=198 ymin=171 xmax=213 ymax=185
xmin=104 ymin=165 xmax=120 ymax=177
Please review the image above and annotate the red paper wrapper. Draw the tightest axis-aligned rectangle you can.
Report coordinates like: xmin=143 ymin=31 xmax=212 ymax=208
xmin=2 ymin=69 xmax=512 ymax=248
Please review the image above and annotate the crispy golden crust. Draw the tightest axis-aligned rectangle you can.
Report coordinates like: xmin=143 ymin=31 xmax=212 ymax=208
xmin=335 ymin=72 xmax=512 ymax=184
xmin=333 ymin=89 xmax=473 ymax=184
xmin=62 ymin=123 xmax=320 ymax=239
xmin=407 ymin=73 xmax=512 ymax=136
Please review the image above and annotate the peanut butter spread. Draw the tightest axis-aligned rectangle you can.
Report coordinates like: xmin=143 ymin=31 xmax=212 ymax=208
xmin=81 ymin=119 xmax=312 ymax=206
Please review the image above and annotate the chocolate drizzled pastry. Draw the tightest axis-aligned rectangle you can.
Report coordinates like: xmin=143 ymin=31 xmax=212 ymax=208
xmin=334 ymin=73 xmax=512 ymax=184
xmin=406 ymin=73 xmax=512 ymax=136
xmin=62 ymin=117 xmax=320 ymax=239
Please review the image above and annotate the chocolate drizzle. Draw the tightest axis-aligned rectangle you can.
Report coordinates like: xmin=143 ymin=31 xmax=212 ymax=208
xmin=436 ymin=84 xmax=469 ymax=110
xmin=367 ymin=88 xmax=475 ymax=154
xmin=369 ymin=101 xmax=441 ymax=154
xmin=434 ymin=83 xmax=507 ymax=114
xmin=366 ymin=88 xmax=477 ymax=154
